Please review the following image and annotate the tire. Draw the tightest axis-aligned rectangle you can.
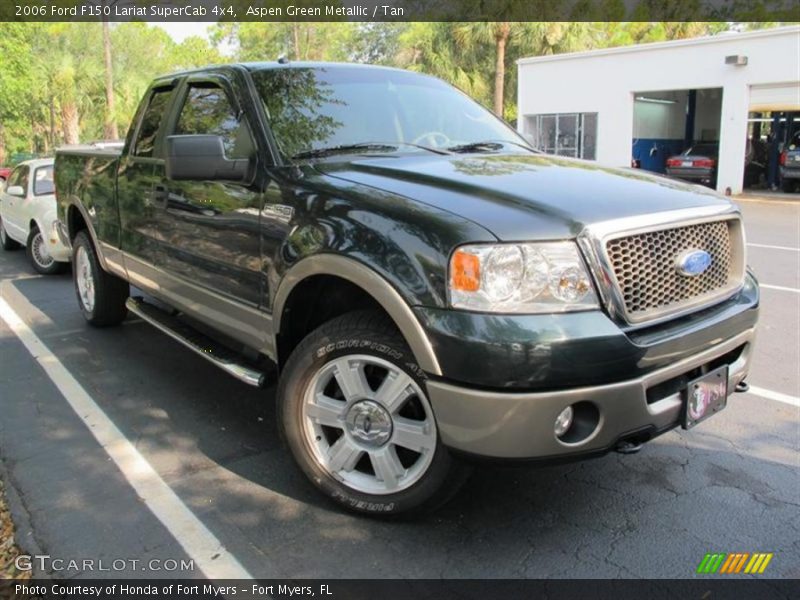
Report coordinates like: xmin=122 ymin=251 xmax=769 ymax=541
xmin=27 ymin=225 xmax=65 ymax=275
xmin=781 ymin=179 xmax=796 ymax=193
xmin=278 ymin=310 xmax=469 ymax=517
xmin=0 ymin=217 xmax=21 ymax=251
xmin=72 ymin=230 xmax=129 ymax=327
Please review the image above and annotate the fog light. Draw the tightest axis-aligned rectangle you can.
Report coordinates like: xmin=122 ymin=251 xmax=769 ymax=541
xmin=554 ymin=406 xmax=574 ymax=437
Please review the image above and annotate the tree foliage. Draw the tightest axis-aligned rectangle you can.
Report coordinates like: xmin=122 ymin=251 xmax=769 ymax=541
xmin=0 ymin=21 xmax=221 ymax=161
xmin=0 ymin=19 xmax=791 ymax=163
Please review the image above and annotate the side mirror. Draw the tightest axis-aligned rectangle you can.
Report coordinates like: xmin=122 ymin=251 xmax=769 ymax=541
xmin=165 ymin=135 xmax=251 ymax=182
xmin=6 ymin=185 xmax=25 ymax=197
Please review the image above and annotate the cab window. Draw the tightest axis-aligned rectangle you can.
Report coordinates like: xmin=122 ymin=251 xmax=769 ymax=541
xmin=33 ymin=165 xmax=55 ymax=196
xmin=7 ymin=166 xmax=29 ymax=194
xmin=133 ymin=87 xmax=174 ymax=158
xmin=174 ymin=83 xmax=254 ymax=159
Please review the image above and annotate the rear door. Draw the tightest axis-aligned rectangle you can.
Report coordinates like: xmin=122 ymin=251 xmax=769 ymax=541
xmin=117 ymin=83 xmax=179 ymax=275
xmin=1 ymin=165 xmax=30 ymax=242
xmin=156 ymin=73 xmax=262 ymax=307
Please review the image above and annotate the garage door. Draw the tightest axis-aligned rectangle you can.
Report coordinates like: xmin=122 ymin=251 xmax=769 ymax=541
xmin=750 ymin=82 xmax=800 ymax=111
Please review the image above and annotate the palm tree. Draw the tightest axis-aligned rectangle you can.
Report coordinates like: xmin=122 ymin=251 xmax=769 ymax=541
xmin=41 ymin=23 xmax=105 ymax=145
xmin=454 ymin=22 xmax=514 ymax=117
xmin=399 ymin=23 xmax=490 ymax=104
xmin=102 ymin=14 xmax=119 ymax=139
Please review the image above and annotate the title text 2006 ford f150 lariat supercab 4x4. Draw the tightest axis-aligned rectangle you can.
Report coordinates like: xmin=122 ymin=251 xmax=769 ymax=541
xmin=55 ymin=63 xmax=759 ymax=515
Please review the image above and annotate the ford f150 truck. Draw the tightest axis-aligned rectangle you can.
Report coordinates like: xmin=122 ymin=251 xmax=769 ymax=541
xmin=55 ymin=63 xmax=759 ymax=515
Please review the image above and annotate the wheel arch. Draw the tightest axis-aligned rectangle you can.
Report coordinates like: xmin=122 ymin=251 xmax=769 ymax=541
xmin=273 ymin=255 xmax=442 ymax=376
xmin=65 ymin=200 xmax=109 ymax=271
xmin=28 ymin=217 xmax=45 ymax=235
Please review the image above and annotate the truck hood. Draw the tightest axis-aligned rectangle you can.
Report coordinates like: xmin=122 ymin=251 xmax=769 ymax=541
xmin=314 ymin=153 xmax=732 ymax=241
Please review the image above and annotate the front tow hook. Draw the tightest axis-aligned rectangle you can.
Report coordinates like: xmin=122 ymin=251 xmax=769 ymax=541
xmin=735 ymin=380 xmax=750 ymax=393
xmin=615 ymin=440 xmax=643 ymax=454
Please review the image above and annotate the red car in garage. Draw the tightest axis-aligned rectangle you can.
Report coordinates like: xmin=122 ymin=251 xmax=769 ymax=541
xmin=665 ymin=143 xmax=718 ymax=187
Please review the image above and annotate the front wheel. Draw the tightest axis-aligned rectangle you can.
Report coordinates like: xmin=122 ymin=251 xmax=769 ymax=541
xmin=278 ymin=310 xmax=469 ymax=516
xmin=72 ymin=230 xmax=129 ymax=326
xmin=27 ymin=225 xmax=65 ymax=275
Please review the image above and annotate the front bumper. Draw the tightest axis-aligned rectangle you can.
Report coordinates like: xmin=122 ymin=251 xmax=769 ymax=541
xmin=426 ymin=327 xmax=754 ymax=459
xmin=419 ymin=274 xmax=759 ymax=460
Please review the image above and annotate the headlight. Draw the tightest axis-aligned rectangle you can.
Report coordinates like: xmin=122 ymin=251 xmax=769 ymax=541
xmin=449 ymin=241 xmax=599 ymax=313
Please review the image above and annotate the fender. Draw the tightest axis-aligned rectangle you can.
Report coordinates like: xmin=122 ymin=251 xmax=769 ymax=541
xmin=64 ymin=197 xmax=126 ymax=278
xmin=273 ymin=254 xmax=442 ymax=376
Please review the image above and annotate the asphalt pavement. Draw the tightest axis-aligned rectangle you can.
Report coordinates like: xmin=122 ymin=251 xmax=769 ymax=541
xmin=0 ymin=198 xmax=798 ymax=580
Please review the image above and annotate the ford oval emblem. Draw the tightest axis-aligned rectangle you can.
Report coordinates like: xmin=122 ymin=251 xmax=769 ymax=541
xmin=676 ymin=249 xmax=712 ymax=277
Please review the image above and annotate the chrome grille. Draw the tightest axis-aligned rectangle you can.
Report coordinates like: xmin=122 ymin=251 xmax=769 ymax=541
xmin=605 ymin=220 xmax=737 ymax=322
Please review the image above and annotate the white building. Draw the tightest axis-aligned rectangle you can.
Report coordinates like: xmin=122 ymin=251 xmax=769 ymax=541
xmin=517 ymin=26 xmax=800 ymax=194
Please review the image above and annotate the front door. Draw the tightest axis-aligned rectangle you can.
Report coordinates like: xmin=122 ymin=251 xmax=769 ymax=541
xmin=157 ymin=75 xmax=262 ymax=307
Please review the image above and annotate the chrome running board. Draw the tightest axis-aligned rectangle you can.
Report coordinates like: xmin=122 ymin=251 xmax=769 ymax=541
xmin=126 ymin=297 xmax=268 ymax=388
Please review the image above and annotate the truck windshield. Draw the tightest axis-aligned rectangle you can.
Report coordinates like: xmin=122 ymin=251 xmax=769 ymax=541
xmin=251 ymin=66 xmax=524 ymax=160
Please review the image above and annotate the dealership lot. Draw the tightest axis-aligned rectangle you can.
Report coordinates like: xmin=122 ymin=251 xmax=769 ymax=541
xmin=0 ymin=199 xmax=798 ymax=580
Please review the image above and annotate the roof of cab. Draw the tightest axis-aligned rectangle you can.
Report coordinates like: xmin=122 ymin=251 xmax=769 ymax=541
xmin=153 ymin=61 xmax=407 ymax=83
xmin=15 ymin=157 xmax=54 ymax=169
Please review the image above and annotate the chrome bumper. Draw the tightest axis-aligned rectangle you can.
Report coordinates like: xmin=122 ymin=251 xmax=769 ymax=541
xmin=426 ymin=327 xmax=755 ymax=459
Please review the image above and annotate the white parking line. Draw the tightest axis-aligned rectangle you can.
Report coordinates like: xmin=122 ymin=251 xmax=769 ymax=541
xmin=747 ymin=386 xmax=800 ymax=408
xmin=748 ymin=243 xmax=800 ymax=252
xmin=0 ymin=289 xmax=253 ymax=581
xmin=760 ymin=283 xmax=800 ymax=294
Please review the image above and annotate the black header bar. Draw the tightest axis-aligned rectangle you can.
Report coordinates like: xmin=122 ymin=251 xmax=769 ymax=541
xmin=2 ymin=579 xmax=798 ymax=600
xmin=2 ymin=0 xmax=799 ymax=23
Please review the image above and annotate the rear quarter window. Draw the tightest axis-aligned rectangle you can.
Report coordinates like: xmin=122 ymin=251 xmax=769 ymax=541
xmin=134 ymin=87 xmax=174 ymax=158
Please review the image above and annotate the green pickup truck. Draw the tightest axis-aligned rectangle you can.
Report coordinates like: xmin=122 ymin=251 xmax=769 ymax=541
xmin=55 ymin=62 xmax=759 ymax=515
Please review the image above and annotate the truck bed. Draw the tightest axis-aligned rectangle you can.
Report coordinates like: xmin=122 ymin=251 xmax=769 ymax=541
xmin=54 ymin=146 xmax=123 ymax=249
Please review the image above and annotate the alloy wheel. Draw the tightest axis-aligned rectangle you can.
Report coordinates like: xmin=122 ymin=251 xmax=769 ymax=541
xmin=75 ymin=245 xmax=95 ymax=312
xmin=302 ymin=354 xmax=437 ymax=495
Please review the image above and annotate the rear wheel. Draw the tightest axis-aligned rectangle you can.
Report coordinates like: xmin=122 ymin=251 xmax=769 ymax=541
xmin=27 ymin=225 xmax=65 ymax=275
xmin=781 ymin=179 xmax=796 ymax=193
xmin=278 ymin=310 xmax=469 ymax=516
xmin=72 ymin=230 xmax=129 ymax=326
xmin=0 ymin=217 xmax=21 ymax=251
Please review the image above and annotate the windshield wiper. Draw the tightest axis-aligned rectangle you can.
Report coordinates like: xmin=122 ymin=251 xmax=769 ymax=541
xmin=446 ymin=140 xmax=536 ymax=154
xmin=293 ymin=141 xmax=451 ymax=160
xmin=292 ymin=143 xmax=399 ymax=160
xmin=390 ymin=142 xmax=451 ymax=155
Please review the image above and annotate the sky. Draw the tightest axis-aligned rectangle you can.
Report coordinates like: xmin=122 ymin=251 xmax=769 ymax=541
xmin=152 ymin=21 xmax=236 ymax=56
xmin=152 ymin=21 xmax=213 ymax=43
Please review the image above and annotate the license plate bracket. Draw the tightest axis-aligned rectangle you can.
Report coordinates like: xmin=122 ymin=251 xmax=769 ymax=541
xmin=682 ymin=366 xmax=729 ymax=429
